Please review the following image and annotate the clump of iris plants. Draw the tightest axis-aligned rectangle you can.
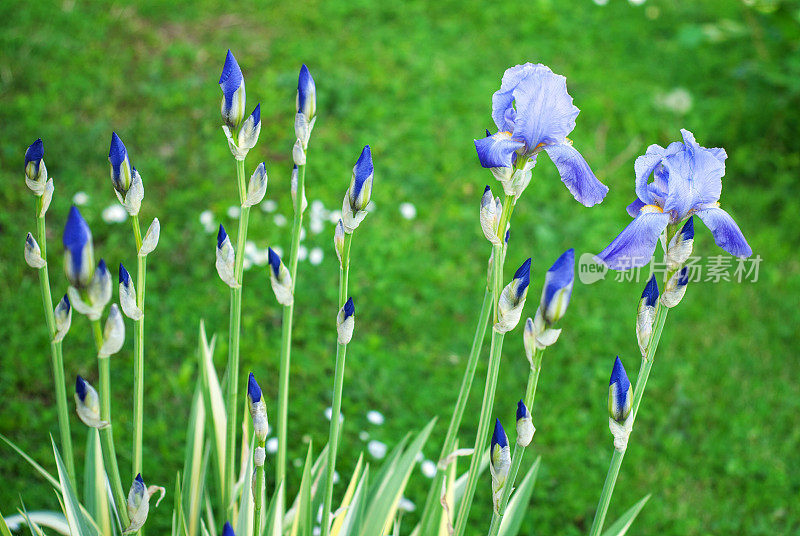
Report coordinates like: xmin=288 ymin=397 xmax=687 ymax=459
xmin=9 ymin=54 xmax=751 ymax=536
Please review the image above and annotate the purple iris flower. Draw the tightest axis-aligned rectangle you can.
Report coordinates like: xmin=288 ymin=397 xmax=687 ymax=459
xmin=597 ymin=129 xmax=752 ymax=270
xmin=474 ymin=63 xmax=608 ymax=206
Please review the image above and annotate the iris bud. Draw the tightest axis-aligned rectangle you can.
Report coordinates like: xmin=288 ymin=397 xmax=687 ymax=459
xmin=515 ymin=400 xmax=534 ymax=447
xmin=63 ymin=206 xmax=95 ymax=289
xmin=479 ymin=185 xmax=502 ymax=246
xmin=40 ymin=179 xmax=54 ymax=216
xmin=661 ymin=266 xmax=689 ymax=308
xmin=666 ymin=217 xmax=694 ymax=271
xmin=243 ymin=162 xmax=268 ymax=208
xmin=24 ymin=233 xmax=46 ymax=269
xmin=119 ymin=263 xmax=142 ymax=321
xmin=74 ymin=375 xmax=108 ymax=429
xmin=69 ymin=260 xmax=112 ymax=321
xmin=99 ymin=304 xmax=125 ymax=358
xmin=123 ymin=473 xmax=165 ymax=534
xmin=608 ymin=356 xmax=633 ymax=452
xmin=267 ymin=247 xmax=294 ymax=306
xmin=219 ymin=50 xmax=246 ymax=129
xmin=24 ymin=138 xmax=48 ymax=195
xmin=215 ymin=225 xmax=239 ymax=289
xmin=292 ymin=139 xmax=306 ymax=166
xmin=295 ymin=64 xmax=317 ymax=148
xmin=489 ymin=418 xmax=511 ymax=513
xmin=291 ymin=164 xmax=308 ymax=214
xmin=336 ymin=297 xmax=355 ymax=345
xmin=109 ymin=132 xmax=144 ymax=215
xmin=495 ymin=258 xmax=531 ymax=333
xmin=636 ymin=275 xmax=659 ymax=357
xmin=334 ymin=219 xmax=345 ymax=268
xmin=222 ymin=522 xmax=235 ymax=536
xmin=247 ymin=372 xmax=269 ymax=443
xmin=341 ymin=146 xmax=373 ymax=233
xmin=139 ymin=217 xmax=160 ymax=257
xmin=54 ymin=294 xmax=72 ymax=342
xmin=540 ymin=248 xmax=574 ymax=325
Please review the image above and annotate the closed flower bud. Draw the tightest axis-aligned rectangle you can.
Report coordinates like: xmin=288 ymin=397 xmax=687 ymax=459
xmin=119 ymin=263 xmax=142 ymax=321
xmin=24 ymin=232 xmax=46 ymax=269
xmin=223 ymin=104 xmax=261 ymax=160
xmin=40 ymin=179 xmax=54 ymax=216
xmin=523 ymin=317 xmax=535 ymax=367
xmin=70 ymin=259 xmax=112 ymax=321
xmin=109 ymin=132 xmax=144 ymax=215
xmin=63 ymin=206 xmax=95 ymax=289
xmin=334 ymin=219 xmax=345 ymax=268
xmin=529 ymin=307 xmax=562 ymax=350
xmin=479 ymin=185 xmax=501 ymax=246
xmin=636 ymin=275 xmax=659 ymax=357
xmin=99 ymin=304 xmax=125 ymax=357
xmin=495 ymin=258 xmax=531 ymax=333
xmin=489 ymin=418 xmax=511 ymax=513
xmin=25 ymin=138 xmax=48 ymax=195
xmin=267 ymin=247 xmax=294 ymax=306
xmin=222 ymin=522 xmax=235 ymax=536
xmin=54 ymin=294 xmax=72 ymax=342
xmin=336 ymin=297 xmax=355 ymax=345
xmin=292 ymin=139 xmax=306 ymax=166
xmin=123 ymin=473 xmax=165 ymax=534
xmin=248 ymin=372 xmax=269 ymax=443
xmin=661 ymin=266 xmax=689 ymax=308
xmin=295 ymin=64 xmax=317 ymax=148
xmin=608 ymin=356 xmax=633 ymax=452
xmin=139 ymin=217 xmax=160 ymax=256
xmin=342 ymin=146 xmax=373 ymax=233
xmin=540 ymin=248 xmax=574 ymax=325
xmin=516 ymin=400 xmax=535 ymax=447
xmin=215 ymin=225 xmax=239 ymax=289
xmin=666 ymin=217 xmax=694 ymax=271
xmin=254 ymin=446 xmax=266 ymax=467
xmin=219 ymin=50 xmax=246 ymax=129
xmin=291 ymin=164 xmax=308 ymax=213
xmin=502 ymin=159 xmax=534 ymax=199
xmin=243 ymin=162 xmax=268 ymax=208
xmin=74 ymin=375 xmax=108 ymax=429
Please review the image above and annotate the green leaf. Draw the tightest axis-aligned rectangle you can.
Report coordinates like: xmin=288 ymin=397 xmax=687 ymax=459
xmin=263 ymin=481 xmax=284 ymax=536
xmin=235 ymin=436 xmax=256 ymax=536
xmin=0 ymin=507 xmax=13 ymax=536
xmin=601 ymin=494 xmax=651 ymax=536
xmin=333 ymin=465 xmax=370 ymax=536
xmin=0 ymin=434 xmax=60 ymax=490
xmin=498 ymin=456 xmax=541 ymax=536
xmin=83 ymin=429 xmax=112 ymax=535
xmin=358 ymin=419 xmax=435 ymax=536
xmin=1 ymin=511 xmax=69 ymax=536
xmin=288 ymin=443 xmax=315 ymax=536
xmin=53 ymin=437 xmax=101 ymax=536
xmin=198 ymin=321 xmax=227 ymax=500
xmin=182 ymin=383 xmax=209 ymax=536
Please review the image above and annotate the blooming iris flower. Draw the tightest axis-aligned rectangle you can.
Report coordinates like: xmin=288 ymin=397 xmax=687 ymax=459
xmin=597 ymin=129 xmax=752 ymax=270
xmin=474 ymin=63 xmax=608 ymax=205
xmin=63 ymin=206 xmax=95 ymax=288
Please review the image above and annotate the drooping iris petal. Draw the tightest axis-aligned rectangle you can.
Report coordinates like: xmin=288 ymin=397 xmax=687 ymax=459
xmin=543 ymin=143 xmax=608 ymax=207
xmin=696 ymin=206 xmax=752 ymax=257
xmin=596 ymin=210 xmax=671 ymax=270
xmin=474 ymin=131 xmax=525 ymax=169
xmin=626 ymin=198 xmax=646 ymax=218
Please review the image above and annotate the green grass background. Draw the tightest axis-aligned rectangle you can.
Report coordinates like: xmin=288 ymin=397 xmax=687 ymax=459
xmin=1 ymin=0 xmax=799 ymax=534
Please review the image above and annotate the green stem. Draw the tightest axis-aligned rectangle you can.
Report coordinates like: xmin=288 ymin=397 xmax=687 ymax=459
xmin=276 ymin=163 xmax=307 ymax=496
xmin=487 ymin=349 xmax=544 ymax=536
xmin=131 ymin=214 xmax=146 ymax=481
xmin=225 ymin=158 xmax=250 ymax=518
xmin=417 ymin=288 xmax=492 ymax=534
xmin=253 ymin=439 xmax=266 ymax=536
xmin=588 ymin=305 xmax=669 ymax=536
xmin=33 ymin=198 xmax=76 ymax=486
xmin=321 ymin=233 xmax=353 ymax=536
xmin=92 ymin=320 xmax=130 ymax=528
xmin=453 ymin=195 xmax=514 ymax=536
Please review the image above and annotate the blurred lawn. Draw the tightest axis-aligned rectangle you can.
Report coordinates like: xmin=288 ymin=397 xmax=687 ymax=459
xmin=1 ymin=0 xmax=799 ymax=534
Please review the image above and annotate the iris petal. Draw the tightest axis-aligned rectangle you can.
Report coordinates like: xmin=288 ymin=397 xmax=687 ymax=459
xmin=696 ymin=206 xmax=752 ymax=257
xmin=474 ymin=131 xmax=525 ymax=169
xmin=596 ymin=211 xmax=671 ymax=270
xmin=661 ymin=142 xmax=725 ymax=219
xmin=543 ymin=143 xmax=608 ymax=207
xmin=626 ymin=198 xmax=646 ymax=218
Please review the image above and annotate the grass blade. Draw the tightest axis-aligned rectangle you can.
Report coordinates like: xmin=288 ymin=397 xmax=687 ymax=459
xmin=53 ymin=437 xmax=100 ymax=536
xmin=601 ymin=494 xmax=651 ymax=536
xmin=498 ymin=456 xmax=541 ymax=536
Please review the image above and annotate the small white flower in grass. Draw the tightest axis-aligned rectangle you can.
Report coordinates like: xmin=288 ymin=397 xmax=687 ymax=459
xmin=398 ymin=497 xmax=416 ymax=512
xmin=367 ymin=440 xmax=387 ymax=459
xmin=311 ymin=200 xmax=325 ymax=214
xmin=293 ymin=458 xmax=302 ymax=468
xmin=273 ymin=214 xmax=288 ymax=227
xmin=593 ymin=0 xmax=608 ymax=4
xmin=261 ymin=199 xmax=278 ymax=213
xmin=102 ymin=204 xmax=128 ymax=224
xmin=227 ymin=205 xmax=240 ymax=219
xmin=199 ymin=210 xmax=214 ymax=227
xmin=421 ymin=459 xmax=437 ymax=478
xmin=333 ymin=471 xmax=340 ymax=484
xmin=299 ymin=227 xmax=307 ymax=242
xmin=245 ymin=240 xmax=258 ymax=257
xmin=310 ymin=218 xmax=324 ymax=234
xmin=309 ymin=247 xmax=324 ymax=266
xmin=629 ymin=0 xmax=646 ymax=4
xmin=265 ymin=437 xmax=278 ymax=454
xmin=415 ymin=452 xmax=424 ymax=462
xmin=73 ymin=191 xmax=89 ymax=206
xmin=297 ymin=245 xmax=309 ymax=262
xmin=366 ymin=410 xmax=384 ymax=425
xmin=399 ymin=202 xmax=417 ymax=220
xmin=328 ymin=211 xmax=342 ymax=224
xmin=358 ymin=431 xmax=369 ymax=441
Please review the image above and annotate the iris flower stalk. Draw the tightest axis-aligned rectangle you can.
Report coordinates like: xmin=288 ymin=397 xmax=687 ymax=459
xmin=276 ymin=64 xmax=316 ymax=507
xmin=321 ymin=145 xmax=372 ymax=536
xmin=590 ymin=130 xmax=751 ymax=535
xmin=24 ymin=139 xmax=76 ymax=486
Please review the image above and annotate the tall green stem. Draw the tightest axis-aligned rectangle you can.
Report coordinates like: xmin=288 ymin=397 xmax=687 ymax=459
xmin=253 ymin=439 xmax=266 ymax=536
xmin=417 ymin=288 xmax=492 ymax=533
xmin=276 ymin=163 xmax=306 ymax=495
xmin=92 ymin=320 xmax=130 ymax=528
xmin=33 ymin=198 xmax=76 ymax=486
xmin=453 ymin=195 xmax=514 ymax=536
xmin=487 ymin=348 xmax=544 ymax=536
xmin=321 ymin=233 xmax=353 ymax=536
xmin=588 ymin=304 xmax=669 ymax=536
xmin=131 ymin=214 xmax=146 ymax=481
xmin=226 ymin=158 xmax=250 ymax=518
